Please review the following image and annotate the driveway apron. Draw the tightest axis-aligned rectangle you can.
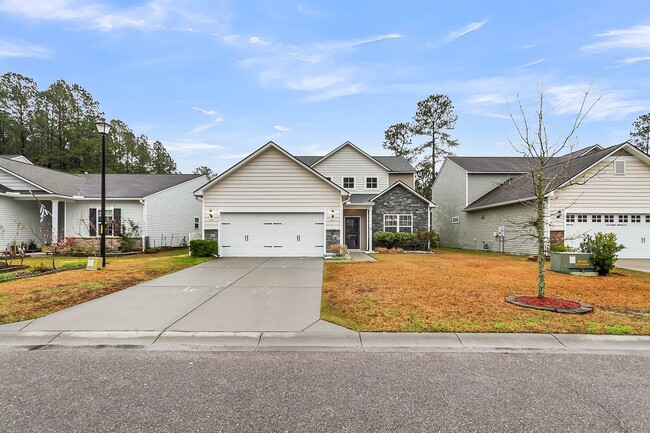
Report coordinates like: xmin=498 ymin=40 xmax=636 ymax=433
xmin=23 ymin=257 xmax=323 ymax=332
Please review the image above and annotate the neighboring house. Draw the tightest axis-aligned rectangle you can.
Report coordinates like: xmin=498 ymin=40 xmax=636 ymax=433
xmin=431 ymin=142 xmax=650 ymax=258
xmin=0 ymin=157 xmax=206 ymax=249
xmin=194 ymin=141 xmax=435 ymax=257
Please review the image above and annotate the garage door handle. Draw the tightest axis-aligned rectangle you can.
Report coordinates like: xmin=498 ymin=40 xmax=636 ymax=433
xmin=297 ymin=235 xmax=301 ymax=242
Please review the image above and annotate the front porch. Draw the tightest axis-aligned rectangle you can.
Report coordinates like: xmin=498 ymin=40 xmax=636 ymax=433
xmin=343 ymin=204 xmax=373 ymax=252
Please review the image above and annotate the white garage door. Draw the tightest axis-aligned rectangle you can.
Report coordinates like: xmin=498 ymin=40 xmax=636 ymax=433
xmin=565 ymin=214 xmax=650 ymax=258
xmin=219 ymin=213 xmax=325 ymax=257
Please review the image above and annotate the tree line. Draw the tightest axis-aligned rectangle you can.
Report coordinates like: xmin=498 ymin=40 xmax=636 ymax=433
xmin=0 ymin=72 xmax=178 ymax=174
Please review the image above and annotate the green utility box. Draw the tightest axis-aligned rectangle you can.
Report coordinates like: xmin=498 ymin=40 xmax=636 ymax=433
xmin=550 ymin=252 xmax=597 ymax=276
xmin=86 ymin=257 xmax=103 ymax=270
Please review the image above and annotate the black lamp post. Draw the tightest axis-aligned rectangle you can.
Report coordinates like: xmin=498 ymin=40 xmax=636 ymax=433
xmin=95 ymin=120 xmax=111 ymax=268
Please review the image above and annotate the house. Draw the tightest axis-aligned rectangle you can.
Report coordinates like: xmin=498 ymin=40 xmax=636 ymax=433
xmin=431 ymin=142 xmax=650 ymax=258
xmin=0 ymin=157 xmax=207 ymax=250
xmin=194 ymin=141 xmax=435 ymax=257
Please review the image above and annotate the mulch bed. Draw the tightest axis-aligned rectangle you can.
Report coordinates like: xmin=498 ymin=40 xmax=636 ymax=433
xmin=506 ymin=295 xmax=593 ymax=314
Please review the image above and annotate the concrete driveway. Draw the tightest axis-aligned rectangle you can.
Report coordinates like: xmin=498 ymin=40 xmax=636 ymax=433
xmin=616 ymin=259 xmax=650 ymax=273
xmin=22 ymin=257 xmax=323 ymax=332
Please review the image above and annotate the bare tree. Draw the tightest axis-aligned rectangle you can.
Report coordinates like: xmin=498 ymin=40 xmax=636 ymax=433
xmin=508 ymin=86 xmax=600 ymax=298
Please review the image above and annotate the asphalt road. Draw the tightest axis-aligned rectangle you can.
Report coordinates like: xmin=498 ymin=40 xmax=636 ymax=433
xmin=1 ymin=350 xmax=648 ymax=432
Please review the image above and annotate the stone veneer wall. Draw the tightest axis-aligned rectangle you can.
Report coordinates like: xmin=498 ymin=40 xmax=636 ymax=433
xmin=371 ymin=185 xmax=429 ymax=234
xmin=326 ymin=229 xmax=341 ymax=252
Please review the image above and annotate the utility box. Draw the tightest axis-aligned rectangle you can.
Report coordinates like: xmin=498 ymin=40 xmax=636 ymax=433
xmin=86 ymin=257 xmax=103 ymax=270
xmin=550 ymin=252 xmax=597 ymax=276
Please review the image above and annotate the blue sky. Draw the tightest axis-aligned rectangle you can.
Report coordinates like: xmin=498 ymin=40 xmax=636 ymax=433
xmin=1 ymin=0 xmax=649 ymax=174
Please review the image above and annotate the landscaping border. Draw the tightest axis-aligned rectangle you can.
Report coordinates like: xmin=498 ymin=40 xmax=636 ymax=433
xmin=505 ymin=295 xmax=594 ymax=314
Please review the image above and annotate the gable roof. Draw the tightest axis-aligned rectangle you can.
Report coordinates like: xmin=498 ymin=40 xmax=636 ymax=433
xmin=311 ymin=141 xmax=392 ymax=172
xmin=0 ymin=155 xmax=33 ymax=164
xmin=194 ymin=141 xmax=349 ymax=196
xmin=464 ymin=143 xmax=630 ymax=211
xmin=0 ymin=157 xmax=202 ymax=199
xmin=448 ymin=145 xmax=605 ymax=174
xmin=371 ymin=180 xmax=436 ymax=207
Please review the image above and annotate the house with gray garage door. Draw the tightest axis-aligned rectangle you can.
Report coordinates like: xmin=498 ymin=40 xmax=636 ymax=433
xmin=194 ymin=141 xmax=435 ymax=257
xmin=431 ymin=141 xmax=650 ymax=258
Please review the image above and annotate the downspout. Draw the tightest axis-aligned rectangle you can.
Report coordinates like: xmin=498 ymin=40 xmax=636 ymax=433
xmin=140 ymin=199 xmax=146 ymax=251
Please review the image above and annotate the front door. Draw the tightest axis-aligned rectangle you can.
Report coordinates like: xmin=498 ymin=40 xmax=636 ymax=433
xmin=345 ymin=217 xmax=360 ymax=249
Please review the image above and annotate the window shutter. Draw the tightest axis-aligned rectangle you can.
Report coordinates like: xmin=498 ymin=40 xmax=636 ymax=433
xmin=89 ymin=208 xmax=97 ymax=236
xmin=114 ymin=208 xmax=122 ymax=236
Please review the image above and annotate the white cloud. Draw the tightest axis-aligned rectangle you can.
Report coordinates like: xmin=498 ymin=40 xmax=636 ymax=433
xmin=0 ymin=40 xmax=49 ymax=58
xmin=248 ymin=36 xmax=270 ymax=46
xmin=444 ymin=19 xmax=488 ymax=43
xmin=164 ymin=139 xmax=221 ymax=152
xmin=617 ymin=56 xmax=650 ymax=64
xmin=582 ymin=24 xmax=650 ymax=53
xmin=192 ymin=106 xmax=218 ymax=115
xmin=0 ymin=0 xmax=223 ymax=32
xmin=546 ymin=84 xmax=650 ymax=121
xmin=516 ymin=58 xmax=545 ymax=68
xmin=224 ymin=32 xmax=401 ymax=101
xmin=274 ymin=125 xmax=291 ymax=132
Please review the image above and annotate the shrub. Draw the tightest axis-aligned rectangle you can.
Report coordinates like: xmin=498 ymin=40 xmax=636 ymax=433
xmin=550 ymin=243 xmax=574 ymax=253
xmin=579 ymin=232 xmax=625 ymax=276
xmin=330 ymin=244 xmax=348 ymax=256
xmin=119 ymin=218 xmax=141 ymax=252
xmin=388 ymin=248 xmax=404 ymax=254
xmin=374 ymin=230 xmax=440 ymax=250
xmin=189 ymin=239 xmax=218 ymax=257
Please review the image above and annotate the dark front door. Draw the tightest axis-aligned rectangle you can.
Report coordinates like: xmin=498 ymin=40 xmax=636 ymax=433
xmin=345 ymin=217 xmax=360 ymax=249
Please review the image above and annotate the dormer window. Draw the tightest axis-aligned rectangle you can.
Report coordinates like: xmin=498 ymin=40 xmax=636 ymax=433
xmin=343 ymin=177 xmax=355 ymax=189
xmin=366 ymin=177 xmax=378 ymax=189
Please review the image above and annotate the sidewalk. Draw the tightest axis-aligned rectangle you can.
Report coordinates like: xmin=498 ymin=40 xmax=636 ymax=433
xmin=1 ymin=320 xmax=649 ymax=354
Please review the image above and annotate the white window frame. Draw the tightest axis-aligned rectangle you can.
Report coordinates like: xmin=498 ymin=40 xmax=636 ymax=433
xmin=194 ymin=216 xmax=200 ymax=229
xmin=577 ymin=214 xmax=587 ymax=223
xmin=591 ymin=215 xmax=602 ymax=223
xmin=604 ymin=214 xmax=615 ymax=223
xmin=343 ymin=176 xmax=355 ymax=189
xmin=383 ymin=214 xmax=413 ymax=233
xmin=366 ymin=177 xmax=378 ymax=189
xmin=646 ymin=215 xmax=650 ymax=223
xmin=631 ymin=215 xmax=641 ymax=223
xmin=565 ymin=214 xmax=575 ymax=223
xmin=614 ymin=160 xmax=625 ymax=175
xmin=618 ymin=214 xmax=628 ymax=223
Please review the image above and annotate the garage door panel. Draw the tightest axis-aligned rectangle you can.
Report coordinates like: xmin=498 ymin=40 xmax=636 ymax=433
xmin=565 ymin=215 xmax=650 ymax=258
xmin=220 ymin=213 xmax=324 ymax=257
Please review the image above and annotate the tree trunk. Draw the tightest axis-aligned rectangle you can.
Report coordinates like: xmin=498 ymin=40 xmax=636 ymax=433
xmin=537 ymin=169 xmax=546 ymax=298
xmin=431 ymin=131 xmax=436 ymax=202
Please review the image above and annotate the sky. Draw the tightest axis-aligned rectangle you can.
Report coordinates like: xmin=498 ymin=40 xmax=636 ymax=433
xmin=1 ymin=0 xmax=649 ymax=174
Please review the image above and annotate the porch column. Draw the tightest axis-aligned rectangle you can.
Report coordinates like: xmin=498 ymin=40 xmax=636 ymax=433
xmin=51 ymin=200 xmax=59 ymax=243
xmin=368 ymin=208 xmax=373 ymax=251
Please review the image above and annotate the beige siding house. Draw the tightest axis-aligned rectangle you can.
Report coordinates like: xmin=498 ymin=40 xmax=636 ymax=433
xmin=432 ymin=142 xmax=650 ymax=258
xmin=195 ymin=141 xmax=434 ymax=257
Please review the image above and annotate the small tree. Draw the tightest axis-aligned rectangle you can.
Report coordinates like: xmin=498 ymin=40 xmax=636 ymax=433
xmin=630 ymin=113 xmax=650 ymax=153
xmin=508 ymin=87 xmax=600 ymax=298
xmin=578 ymin=232 xmax=625 ymax=276
xmin=193 ymin=165 xmax=216 ymax=179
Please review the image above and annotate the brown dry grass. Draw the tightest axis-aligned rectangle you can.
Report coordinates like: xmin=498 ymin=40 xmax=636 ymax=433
xmin=321 ymin=249 xmax=650 ymax=334
xmin=0 ymin=250 xmax=211 ymax=324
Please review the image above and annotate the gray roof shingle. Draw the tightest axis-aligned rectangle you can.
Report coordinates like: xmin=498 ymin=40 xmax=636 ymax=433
xmin=295 ymin=154 xmax=415 ymax=173
xmin=0 ymin=158 xmax=203 ymax=198
xmin=465 ymin=144 xmax=624 ymax=211
xmin=347 ymin=194 xmax=376 ymax=204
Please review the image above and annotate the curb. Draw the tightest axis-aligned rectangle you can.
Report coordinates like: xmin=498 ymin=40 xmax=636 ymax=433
xmin=1 ymin=330 xmax=649 ymax=354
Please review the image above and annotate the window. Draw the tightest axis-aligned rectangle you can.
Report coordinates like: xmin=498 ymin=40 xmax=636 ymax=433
xmin=343 ymin=177 xmax=355 ymax=189
xmin=614 ymin=160 xmax=625 ymax=175
xmin=618 ymin=215 xmax=628 ymax=223
xmin=194 ymin=217 xmax=200 ymax=229
xmin=451 ymin=216 xmax=460 ymax=224
xmin=566 ymin=214 xmax=575 ymax=223
xmin=591 ymin=215 xmax=602 ymax=223
xmin=577 ymin=214 xmax=587 ymax=223
xmin=366 ymin=177 xmax=378 ymax=189
xmin=631 ymin=215 xmax=641 ymax=223
xmin=604 ymin=215 xmax=614 ymax=223
xmin=646 ymin=215 xmax=650 ymax=223
xmin=384 ymin=214 xmax=413 ymax=233
xmin=90 ymin=207 xmax=121 ymax=237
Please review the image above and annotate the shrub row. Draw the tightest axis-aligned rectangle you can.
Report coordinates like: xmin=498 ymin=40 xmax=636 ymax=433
xmin=374 ymin=230 xmax=440 ymax=251
xmin=189 ymin=240 xmax=218 ymax=257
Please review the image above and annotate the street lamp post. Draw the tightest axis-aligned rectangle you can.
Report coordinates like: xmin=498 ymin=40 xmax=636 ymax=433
xmin=95 ymin=120 xmax=111 ymax=268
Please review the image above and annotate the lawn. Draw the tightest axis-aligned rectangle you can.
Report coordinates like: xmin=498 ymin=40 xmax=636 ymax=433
xmin=0 ymin=249 xmax=212 ymax=325
xmin=321 ymin=248 xmax=650 ymax=334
